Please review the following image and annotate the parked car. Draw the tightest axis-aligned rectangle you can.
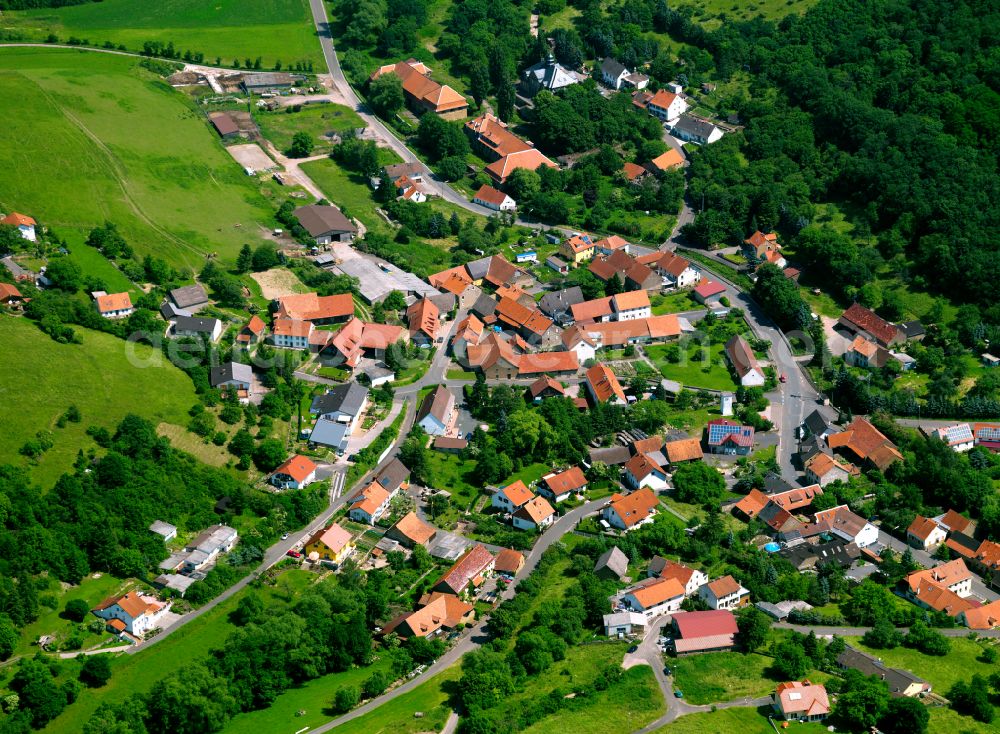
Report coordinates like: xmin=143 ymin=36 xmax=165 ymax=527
xmin=286 ymin=550 xmax=302 ymax=558
xmin=281 ymin=533 xmax=289 ymax=540
xmin=674 ymin=690 xmax=684 ymax=698
xmin=627 ymin=645 xmax=638 ymax=653
xmin=779 ymin=373 xmax=787 ymax=383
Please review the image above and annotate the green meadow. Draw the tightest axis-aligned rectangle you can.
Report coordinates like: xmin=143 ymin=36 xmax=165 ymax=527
xmin=0 ymin=48 xmax=279 ymax=271
xmin=1 ymin=0 xmax=320 ymax=68
xmin=0 ymin=316 xmax=196 ymax=490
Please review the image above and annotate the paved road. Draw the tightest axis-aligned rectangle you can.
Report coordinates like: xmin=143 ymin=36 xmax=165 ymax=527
xmin=310 ymin=498 xmax=608 ymax=732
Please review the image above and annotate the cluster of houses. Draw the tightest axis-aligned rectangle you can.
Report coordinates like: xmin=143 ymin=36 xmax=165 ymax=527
xmin=154 ymin=523 xmax=240 ymax=596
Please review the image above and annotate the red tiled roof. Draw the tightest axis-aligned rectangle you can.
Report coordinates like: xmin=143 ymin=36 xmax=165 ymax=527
xmin=606 ymin=488 xmax=659 ymax=528
xmin=827 ymin=417 xmax=902 ymax=470
xmin=276 ymin=292 xmax=354 ymax=322
xmin=407 ymin=297 xmax=439 ymax=340
xmin=273 ymin=454 xmax=317 ymax=483
xmin=95 ymin=291 xmax=132 ymax=313
xmin=473 ymin=185 xmax=511 ymax=206
xmin=485 ymin=149 xmax=557 ymax=183
xmin=529 ymin=375 xmax=566 ymax=398
xmin=541 ymin=466 xmax=587 ymax=495
xmin=694 ymin=280 xmax=726 ymax=299
xmin=435 ymin=544 xmax=494 ymax=594
xmin=2 ymin=212 xmax=36 ymax=227
xmin=623 ymin=162 xmax=646 ymax=180
xmin=464 ymin=113 xmax=532 ymax=158
xmin=840 ymin=302 xmax=900 ymax=346
xmin=648 ymin=148 xmax=684 ymax=171
xmin=907 ymin=515 xmax=941 ymax=542
xmin=586 ymin=363 xmax=626 ymax=403
xmin=493 ymin=548 xmax=524 ymax=575
xmin=673 ymin=609 xmax=738 ymax=639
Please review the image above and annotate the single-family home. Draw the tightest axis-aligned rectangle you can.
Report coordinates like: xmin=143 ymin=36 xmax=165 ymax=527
xmin=933 ymin=423 xmax=975 ymax=452
xmin=698 ymin=575 xmax=750 ymax=610
xmin=537 ymin=466 xmax=587 ymax=503
xmin=594 ymin=546 xmax=630 ymax=581
xmin=622 ymin=577 xmax=686 ymax=616
xmin=602 ymin=488 xmax=659 ymax=531
xmin=638 ymin=252 xmax=701 ymax=289
xmin=724 ymin=335 xmax=765 ymax=387
xmin=706 ymin=419 xmax=755 ymax=455
xmin=347 ymin=481 xmax=393 ymax=524
xmin=603 ymin=611 xmax=648 ymax=637
xmin=272 ymin=318 xmax=313 ymax=349
xmin=906 ymin=515 xmax=948 ymax=551
xmin=433 ymin=544 xmax=495 ymax=596
xmin=645 ymin=88 xmax=688 ymax=122
xmin=519 ymin=57 xmax=587 ymax=97
xmin=375 ymin=458 xmax=411 ymax=495
xmin=324 ymin=318 xmax=405 ymax=369
xmin=585 ymin=363 xmax=627 ymax=405
xmin=494 ymin=548 xmax=525 ymax=577
xmin=94 ymin=291 xmax=134 ymax=319
xmin=305 ymin=524 xmax=354 ymax=564
xmin=174 ymin=315 xmax=223 ymax=342
xmin=742 ymin=230 xmax=780 ymax=260
xmin=779 ymin=537 xmax=861 ymax=572
xmin=416 ymin=385 xmax=456 ymax=436
xmin=624 ymin=453 xmax=669 ymax=491
xmin=836 ymin=646 xmax=931 ymax=697
xmin=210 ymin=361 xmax=253 ymax=400
xmin=513 ymin=495 xmax=556 ymax=531
xmin=668 ymin=609 xmax=738 ymax=655
xmin=810 ymin=505 xmax=879 ymax=548
xmin=1 ymin=212 xmax=37 ymax=242
xmin=169 ymin=284 xmax=209 ymax=312
xmin=294 ymin=204 xmax=358 ymax=244
xmin=236 ymin=315 xmax=266 ymax=346
xmin=647 ymin=557 xmax=708 ymax=597
xmin=270 ymin=454 xmax=318 ymax=490
xmin=561 ymin=232 xmax=597 ymax=264
xmin=492 ymin=479 xmax=534 ymax=513
xmin=485 ymin=148 xmax=558 ymax=186
xmin=827 ymin=417 xmax=902 ymax=471
xmin=473 ymin=185 xmax=516 ymax=211
xmin=369 ymin=59 xmax=468 ymax=119
xmin=692 ymin=280 xmax=726 ymax=304
xmin=528 ymin=375 xmax=567 ymax=402
xmin=907 ymin=558 xmax=974 ymax=600
xmin=799 ymin=410 xmax=833 ymax=441
xmin=407 ymin=297 xmax=441 ymax=347
xmin=960 ymin=599 xmax=1000 ymax=631
xmin=382 ymin=592 xmax=474 ymax=638
xmin=646 ymin=148 xmax=685 ymax=174
xmin=803 ymin=452 xmax=857 ymax=486
xmin=600 ymin=57 xmax=630 ymax=89
xmin=772 ymin=681 xmax=830 ymax=722
xmin=845 ymin=335 xmax=890 ymax=369
xmin=310 ymin=381 xmax=369 ymax=432
xmin=386 ymin=511 xmax=437 ymax=548
xmin=0 ymin=282 xmax=24 ymax=307
xmin=837 ymin=302 xmax=903 ymax=348
xmin=663 ymin=438 xmax=704 ymax=465
xmin=276 ymin=292 xmax=354 ymax=324
xmin=92 ymin=591 xmax=170 ymax=638
xmin=671 ymin=114 xmax=724 ymax=145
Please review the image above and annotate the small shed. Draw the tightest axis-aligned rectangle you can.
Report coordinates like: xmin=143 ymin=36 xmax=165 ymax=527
xmin=149 ymin=520 xmax=178 ymax=542
xmin=594 ymin=546 xmax=629 ymax=581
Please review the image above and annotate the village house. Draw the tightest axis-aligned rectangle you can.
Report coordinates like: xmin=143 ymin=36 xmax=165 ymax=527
xmin=276 ymin=292 xmax=354 ymax=324
xmin=173 ymin=525 xmax=238 ymax=574
xmin=0 ymin=282 xmax=24 ymax=307
xmin=369 ymin=59 xmax=468 ymax=119
xmin=485 ymin=148 xmax=558 ymax=186
xmin=603 ymin=611 xmax=648 ymax=637
xmin=742 ymin=230 xmax=780 ymax=260
xmin=169 ymin=284 xmax=209 ymax=312
xmin=92 ymin=591 xmax=171 ymax=639
xmin=622 ymin=576 xmax=686 ymax=616
xmin=906 ymin=515 xmax=948 ymax=550
xmin=585 ymin=363 xmax=627 ymax=405
xmin=693 ymin=280 xmax=726 ymax=304
xmin=838 ymin=302 xmax=903 ymax=348
xmin=494 ymin=548 xmax=525 ymax=578
xmin=904 ymin=559 xmax=975 ymax=618
xmin=779 ymin=537 xmax=861 ymax=572
xmin=1 ymin=212 xmax=37 ymax=241
xmin=827 ymin=417 xmax=902 ymax=471
xmin=386 ymin=511 xmax=437 ymax=549
xmin=933 ymin=423 xmax=975 ymax=452
xmin=594 ymin=546 xmax=630 ymax=581
xmin=772 ymin=681 xmax=830 ymax=722
xmin=294 ymin=204 xmax=358 ymax=244
xmin=492 ymin=479 xmax=534 ymax=513
xmin=804 ymin=452 xmax=858 ymax=486
xmin=638 ymin=251 xmax=701 ymax=289
xmin=589 ymin=250 xmax=660 ymax=292
xmin=173 ymin=315 xmax=223 ymax=342
xmin=209 ymin=361 xmax=253 ymax=400
xmin=663 ymin=438 xmax=704 ymax=466
xmin=602 ymin=488 xmax=659 ymax=531
xmin=561 ymin=232 xmax=597 ymax=264
xmin=383 ymin=592 xmax=475 ymax=638
xmin=528 ymin=375 xmax=567 ymax=402
xmin=323 ymin=318 xmax=405 ymax=369
xmin=416 ymin=385 xmax=456 ymax=437
xmin=671 ymin=114 xmax=724 ymax=144
xmin=600 ymin=57 xmax=644 ymax=90
xmin=466 ymin=332 xmax=578 ymax=380
xmin=960 ymin=599 xmax=1000 ymax=631
xmin=304 ymin=524 xmax=354 ymax=565
xmin=725 ymin=334 xmax=765 ymax=387
xmin=624 ymin=453 xmax=669 ymax=491
xmin=595 ymin=235 xmax=631 ymax=256
xmin=645 ymin=148 xmax=685 ymax=175
xmin=513 ymin=495 xmax=556 ymax=531
xmin=643 ymin=88 xmax=688 ymax=122
xmin=809 ymin=505 xmax=879 ymax=548
xmin=699 ymin=575 xmax=750 ymax=610
xmin=407 ymin=297 xmax=441 ymax=347
xmin=310 ymin=381 xmax=369 ymax=432
xmin=464 ymin=113 xmax=533 ymax=161
xmin=347 ymin=481 xmax=393 ymax=524
xmin=705 ymin=419 xmax=755 ymax=455
xmin=836 ymin=646 xmax=931 ymax=697
xmin=668 ymin=609 xmax=738 ymax=655
xmin=433 ymin=544 xmax=495 ymax=596
xmin=647 ymin=557 xmax=709 ymax=597
xmin=537 ymin=466 xmax=587 ymax=503
xmin=94 ymin=291 xmax=134 ymax=319
xmin=473 ymin=185 xmax=516 ymax=211
xmin=519 ymin=57 xmax=587 ymax=97
xmin=269 ymin=454 xmax=318 ymax=490
xmin=272 ymin=318 xmax=314 ymax=350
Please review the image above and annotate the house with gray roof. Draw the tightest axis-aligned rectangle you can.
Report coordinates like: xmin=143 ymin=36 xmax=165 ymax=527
xmin=594 ymin=546 xmax=630 ymax=581
xmin=241 ymin=72 xmax=294 ymax=93
xmin=309 ymin=418 xmax=350 ymax=454
xmin=294 ymin=204 xmax=358 ymax=244
xmin=149 ymin=521 xmax=177 ymax=542
xmin=520 ymin=58 xmax=587 ymax=97
xmin=173 ymin=315 xmax=223 ymax=342
xmin=539 ymin=286 xmax=585 ymax=325
xmin=671 ymin=114 xmax=724 ymax=145
xmin=836 ymin=646 xmax=931 ymax=697
xmin=310 ymin=382 xmax=369 ymax=432
xmin=210 ymin=362 xmax=253 ymax=397
xmin=169 ymin=284 xmax=209 ymax=311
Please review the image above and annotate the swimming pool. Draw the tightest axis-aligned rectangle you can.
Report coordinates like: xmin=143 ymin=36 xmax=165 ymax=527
xmin=763 ymin=542 xmax=781 ymax=552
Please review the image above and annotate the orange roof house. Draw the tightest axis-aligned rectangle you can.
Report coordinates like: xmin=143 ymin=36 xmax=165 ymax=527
xmin=743 ymin=230 xmax=779 ymax=258
xmin=494 ymin=548 xmax=525 ymax=576
xmin=585 ymin=363 xmax=627 ymax=404
xmin=276 ymin=292 xmax=354 ymax=323
xmin=382 ymin=592 xmax=474 ymax=638
xmin=664 ymin=438 xmax=703 ymax=464
xmin=237 ymin=315 xmax=266 ymax=343
xmin=271 ymin=454 xmax=318 ymax=487
xmin=327 ymin=318 xmax=405 ymax=368
xmin=827 ymin=417 xmax=902 ymax=471
xmin=773 ymin=681 xmax=830 ymax=721
xmin=647 ymin=148 xmax=684 ymax=173
xmin=625 ymin=577 xmax=686 ymax=611
xmin=95 ymin=291 xmax=133 ymax=316
xmin=407 ymin=297 xmax=440 ymax=343
xmin=513 ymin=495 xmax=555 ymax=528
xmin=622 ymin=161 xmax=647 ymax=182
xmin=603 ymin=488 xmax=660 ymax=530
xmin=434 ymin=544 xmax=495 ymax=595
xmin=1 ymin=212 xmax=36 ymax=227
xmin=370 ymin=59 xmax=467 ymax=119
xmin=386 ymin=511 xmax=438 ymax=548
xmin=0 ymin=282 xmax=24 ymax=303
xmin=485 ymin=149 xmax=557 ymax=185
xmin=733 ymin=489 xmax=769 ymax=520
xmin=465 ymin=113 xmax=533 ymax=160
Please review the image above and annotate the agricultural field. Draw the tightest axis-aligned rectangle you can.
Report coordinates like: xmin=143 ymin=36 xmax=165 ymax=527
xmin=254 ymin=103 xmax=366 ymax=157
xmin=1 ymin=0 xmax=321 ymax=68
xmin=0 ymin=316 xmax=197 ymax=489
xmin=0 ymin=48 xmax=279 ymax=271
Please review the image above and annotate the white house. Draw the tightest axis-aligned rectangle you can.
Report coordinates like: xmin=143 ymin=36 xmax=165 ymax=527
xmin=622 ymin=577 xmax=686 ymax=617
xmin=92 ymin=591 xmax=171 ymax=638
xmin=624 ymin=454 xmax=669 ymax=492
xmin=492 ymin=480 xmax=533 ymax=513
xmin=512 ymin=496 xmax=556 ymax=531
xmin=473 ymin=185 xmax=516 ymax=212
xmin=416 ymin=385 xmax=455 ymax=437
xmin=602 ymin=488 xmax=659 ymax=531
xmin=611 ymin=290 xmax=651 ymax=321
xmin=698 ymin=575 xmax=750 ymax=610
xmin=94 ymin=291 xmax=134 ymax=320
xmin=603 ymin=611 xmax=647 ymax=637
xmin=1 ymin=212 xmax=37 ymax=242
xmin=906 ymin=515 xmax=948 ymax=551
xmin=561 ymin=326 xmax=598 ymax=363
xmin=537 ymin=466 xmax=587 ymax=503
xmin=174 ymin=315 xmax=223 ymax=342
xmin=812 ymin=505 xmax=879 ymax=548
xmin=600 ymin=57 xmax=629 ymax=89
xmin=310 ymin=382 xmax=369 ymax=433
xmin=648 ymin=557 xmax=709 ymax=597
xmin=933 ymin=423 xmax=975 ymax=453
xmin=725 ymin=335 xmax=765 ymax=388
xmin=645 ymin=89 xmax=688 ymax=123
xmin=210 ymin=362 xmax=253 ymax=399
xmin=347 ymin=481 xmax=392 ymax=524
xmin=270 ymin=454 xmax=319 ymax=490
xmin=672 ymin=114 xmax=724 ymax=145
xmin=272 ymin=318 xmax=313 ymax=349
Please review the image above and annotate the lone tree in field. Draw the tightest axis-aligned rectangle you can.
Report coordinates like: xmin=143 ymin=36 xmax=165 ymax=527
xmin=287 ymin=131 xmax=314 ymax=158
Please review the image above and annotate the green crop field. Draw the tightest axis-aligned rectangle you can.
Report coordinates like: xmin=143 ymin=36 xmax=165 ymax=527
xmin=0 ymin=316 xmax=196 ymax=489
xmin=0 ymin=48 xmax=280 ymax=271
xmin=2 ymin=0 xmax=320 ymax=68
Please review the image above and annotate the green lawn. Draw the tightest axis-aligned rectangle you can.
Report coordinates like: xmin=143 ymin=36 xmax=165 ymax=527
xmin=14 ymin=573 xmax=129 ymax=656
xmin=66 ymin=242 xmax=136 ymax=293
xmin=3 ymin=0 xmax=321 ymax=68
xmin=300 ymin=156 xmax=393 ymax=234
xmin=654 ymin=706 xmax=828 ymax=734
xmin=254 ymin=104 xmax=366 ymax=156
xmin=0 ymin=316 xmax=197 ymax=489
xmin=845 ymin=636 xmax=998 ymax=694
xmin=671 ymin=652 xmax=828 ymax=705
xmin=651 ymin=291 xmax=697 ymax=315
xmin=0 ymin=48 xmax=279 ymax=271
xmin=426 ymin=451 xmax=480 ymax=513
xmin=445 ymin=369 xmax=476 ymax=380
xmin=929 ymin=706 xmax=1000 ymax=734
xmin=646 ymin=342 xmax=737 ymax=391
xmin=325 ymin=664 xmax=461 ymax=734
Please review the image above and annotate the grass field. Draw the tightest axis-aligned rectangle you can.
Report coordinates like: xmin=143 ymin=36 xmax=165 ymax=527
xmin=646 ymin=342 xmax=736 ymax=391
xmin=0 ymin=48 xmax=279 ymax=271
xmin=255 ymin=104 xmax=366 ymax=156
xmin=655 ymin=706 xmax=828 ymax=734
xmin=670 ymin=651 xmax=829 ymax=705
xmin=0 ymin=316 xmax=197 ymax=489
xmin=327 ymin=665 xmax=460 ymax=734
xmin=300 ymin=156 xmax=393 ymax=234
xmin=2 ymin=0 xmax=321 ymax=68
xmin=66 ymin=242 xmax=136 ymax=293
xmin=651 ymin=291 xmax=697 ymax=315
